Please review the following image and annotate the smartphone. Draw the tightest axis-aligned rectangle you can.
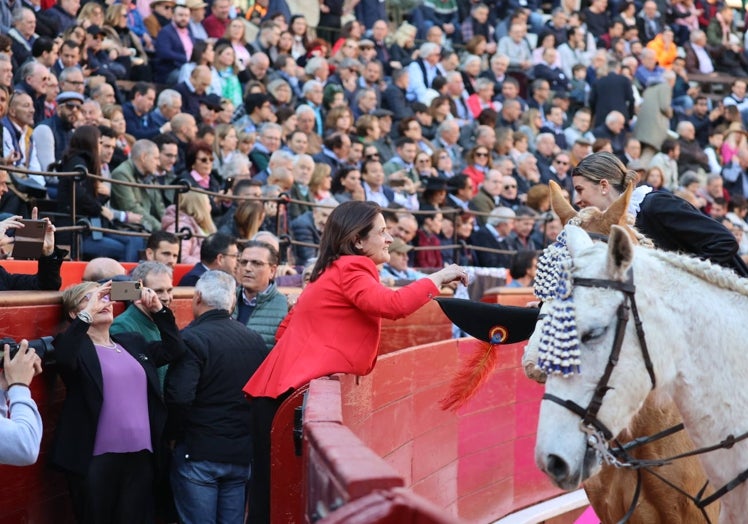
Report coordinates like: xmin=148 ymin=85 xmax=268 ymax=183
xmin=12 ymin=219 xmax=46 ymax=260
xmin=110 ymin=281 xmax=142 ymax=301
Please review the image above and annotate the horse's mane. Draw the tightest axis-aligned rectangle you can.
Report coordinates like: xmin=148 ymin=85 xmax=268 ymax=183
xmin=640 ymin=247 xmax=748 ymax=297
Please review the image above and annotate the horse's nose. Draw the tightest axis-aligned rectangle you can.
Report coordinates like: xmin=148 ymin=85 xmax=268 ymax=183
xmin=545 ymin=454 xmax=570 ymax=484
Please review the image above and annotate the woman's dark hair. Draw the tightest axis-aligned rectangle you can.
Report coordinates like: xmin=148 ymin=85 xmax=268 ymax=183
xmin=331 ymin=166 xmax=360 ymax=194
xmin=186 ymin=140 xmax=213 ymax=170
xmin=63 ymin=125 xmax=102 ymax=176
xmin=509 ymin=250 xmax=539 ymax=280
xmin=190 ymin=39 xmax=211 ymax=64
xmin=572 ymin=151 xmax=637 ymax=193
xmin=310 ymin=201 xmax=381 ymax=282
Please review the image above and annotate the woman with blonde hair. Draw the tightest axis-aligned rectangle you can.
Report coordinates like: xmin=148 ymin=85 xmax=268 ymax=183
xmin=309 ymin=163 xmax=333 ymax=202
xmin=161 ymin=192 xmax=217 ymax=264
xmin=213 ymin=124 xmax=238 ymax=178
xmin=102 ymin=3 xmax=149 ymax=79
xmin=388 ymin=22 xmax=418 ymax=70
xmin=223 ymin=18 xmax=251 ymax=71
xmin=77 ymin=2 xmax=105 ymax=28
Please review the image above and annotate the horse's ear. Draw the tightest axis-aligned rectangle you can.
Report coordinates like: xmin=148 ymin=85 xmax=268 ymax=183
xmin=602 ymin=182 xmax=633 ymax=227
xmin=549 ymin=180 xmax=577 ymax=225
xmin=564 ymin=224 xmax=593 ymax=257
xmin=607 ymin=225 xmax=634 ymax=280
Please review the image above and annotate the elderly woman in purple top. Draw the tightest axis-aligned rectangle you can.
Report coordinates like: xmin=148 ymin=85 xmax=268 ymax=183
xmin=51 ymin=280 xmax=184 ymax=524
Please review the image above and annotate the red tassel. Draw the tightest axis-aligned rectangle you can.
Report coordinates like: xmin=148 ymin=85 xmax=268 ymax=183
xmin=440 ymin=341 xmax=499 ymax=411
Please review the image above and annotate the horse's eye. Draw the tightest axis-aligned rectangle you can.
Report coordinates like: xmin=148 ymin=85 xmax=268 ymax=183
xmin=581 ymin=327 xmax=606 ymax=344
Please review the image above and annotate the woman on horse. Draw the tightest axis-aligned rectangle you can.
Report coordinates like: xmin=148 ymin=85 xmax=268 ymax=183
xmin=571 ymin=152 xmax=748 ymax=277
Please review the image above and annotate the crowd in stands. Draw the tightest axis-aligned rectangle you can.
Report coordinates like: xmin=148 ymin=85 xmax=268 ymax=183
xmin=1 ymin=0 xmax=748 ymax=276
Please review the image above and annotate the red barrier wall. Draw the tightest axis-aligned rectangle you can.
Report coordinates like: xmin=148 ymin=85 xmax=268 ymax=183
xmin=334 ymin=338 xmax=565 ymax=523
xmin=0 ymin=260 xmax=195 ymax=289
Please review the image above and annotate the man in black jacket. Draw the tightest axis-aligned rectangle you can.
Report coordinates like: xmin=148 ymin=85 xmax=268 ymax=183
xmin=165 ymin=270 xmax=267 ymax=524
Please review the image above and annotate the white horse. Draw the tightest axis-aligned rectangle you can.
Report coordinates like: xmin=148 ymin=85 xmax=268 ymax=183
xmin=534 ymin=224 xmax=748 ymax=523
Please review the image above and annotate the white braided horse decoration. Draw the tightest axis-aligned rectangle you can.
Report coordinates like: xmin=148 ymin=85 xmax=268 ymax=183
xmin=533 ymin=223 xmax=748 ymax=523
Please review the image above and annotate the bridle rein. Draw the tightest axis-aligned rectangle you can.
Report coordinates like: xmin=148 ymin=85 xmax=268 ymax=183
xmin=539 ymin=267 xmax=748 ymax=524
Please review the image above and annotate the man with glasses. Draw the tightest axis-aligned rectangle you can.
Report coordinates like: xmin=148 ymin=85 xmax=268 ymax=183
xmin=250 ymin=123 xmax=282 ymax=174
xmin=547 ymin=152 xmax=574 ymax=195
xmin=232 ymin=241 xmax=289 ymax=350
xmin=144 ymin=0 xmax=176 ymax=39
xmin=32 ymin=91 xmax=82 ymax=180
xmin=58 ymin=67 xmax=85 ymax=95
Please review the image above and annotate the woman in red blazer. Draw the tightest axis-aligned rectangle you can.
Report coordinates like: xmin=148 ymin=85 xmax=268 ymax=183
xmin=243 ymin=201 xmax=467 ymax=524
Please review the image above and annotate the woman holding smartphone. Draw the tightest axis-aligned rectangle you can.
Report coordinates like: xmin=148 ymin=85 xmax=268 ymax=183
xmin=51 ymin=281 xmax=184 ymax=523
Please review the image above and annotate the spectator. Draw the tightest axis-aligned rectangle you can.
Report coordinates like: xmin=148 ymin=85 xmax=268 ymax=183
xmin=589 ymin=59 xmax=635 ymax=128
xmin=153 ymin=3 xmax=195 ymax=83
xmin=111 ymin=139 xmax=165 ymax=231
xmin=15 ymin=60 xmax=48 ymax=125
xmin=648 ymin=138 xmax=681 ymax=192
xmin=161 ymin=192 xmax=217 ymax=265
xmin=46 ymin=0 xmax=80 ymax=35
xmin=506 ymin=250 xmax=537 ymax=287
xmin=145 ymin=230 xmax=180 ymax=268
xmin=57 ymin=126 xmax=144 ymax=261
xmin=593 ymin=110 xmax=628 ymax=162
xmin=0 ymin=339 xmax=43 ymax=466
xmin=165 ymin=270 xmax=267 ymax=524
xmin=634 ymin=70 xmax=675 ymax=156
xmin=676 ymin=120 xmax=710 ymax=176
xmin=51 ymin=281 xmax=184 ymax=524
xmin=0 ymin=201 xmax=62 ymax=290
xmin=413 ymin=204 xmax=443 ymax=268
xmin=179 ymin=232 xmax=239 ymax=286
xmin=232 ymin=240 xmax=289 ymax=350
xmin=81 ymin=257 xmax=126 ymax=282
xmin=144 ymin=0 xmax=176 ymax=40
xmin=636 ymin=0 xmax=665 ymax=44
xmin=110 ymin=260 xmax=174 ymax=386
xmin=472 ymin=206 xmax=516 ymax=268
xmin=291 ymin=198 xmax=338 ymax=266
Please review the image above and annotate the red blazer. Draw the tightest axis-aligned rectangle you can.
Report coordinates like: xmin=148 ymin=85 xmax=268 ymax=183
xmin=243 ymin=255 xmax=439 ymax=398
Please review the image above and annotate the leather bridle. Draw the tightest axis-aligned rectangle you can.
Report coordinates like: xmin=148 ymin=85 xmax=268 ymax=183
xmin=542 ymin=270 xmax=656 ymax=443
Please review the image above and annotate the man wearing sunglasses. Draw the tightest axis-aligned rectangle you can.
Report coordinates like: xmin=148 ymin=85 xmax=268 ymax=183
xmin=32 ymin=91 xmax=82 ymax=185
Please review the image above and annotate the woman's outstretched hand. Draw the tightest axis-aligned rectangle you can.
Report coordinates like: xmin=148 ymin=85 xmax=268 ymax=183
xmin=428 ymin=264 xmax=469 ymax=289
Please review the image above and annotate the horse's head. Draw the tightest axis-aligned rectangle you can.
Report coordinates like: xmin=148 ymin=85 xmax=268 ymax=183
xmin=535 ymin=224 xmax=655 ymax=490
